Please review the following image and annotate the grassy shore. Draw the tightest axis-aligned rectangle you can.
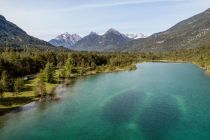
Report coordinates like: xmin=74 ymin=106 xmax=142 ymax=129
xmin=0 ymin=77 xmax=58 ymax=115
xmin=0 ymin=64 xmax=136 ymax=115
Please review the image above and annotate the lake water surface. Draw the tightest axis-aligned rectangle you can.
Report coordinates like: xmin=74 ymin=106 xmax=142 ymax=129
xmin=1 ymin=63 xmax=210 ymax=140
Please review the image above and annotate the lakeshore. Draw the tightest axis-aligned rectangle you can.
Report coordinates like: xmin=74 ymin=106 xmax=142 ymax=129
xmin=1 ymin=63 xmax=210 ymax=139
xmin=0 ymin=64 xmax=137 ymax=116
xmin=1 ymin=60 xmax=210 ymax=116
xmin=1 ymin=59 xmax=209 ymax=117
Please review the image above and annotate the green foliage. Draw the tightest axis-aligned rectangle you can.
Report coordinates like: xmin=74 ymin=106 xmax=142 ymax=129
xmin=0 ymin=50 xmax=142 ymax=79
xmin=157 ymin=45 xmax=210 ymax=69
xmin=37 ymin=70 xmax=45 ymax=81
xmin=0 ymin=50 xmax=157 ymax=83
xmin=44 ymin=62 xmax=55 ymax=83
xmin=58 ymin=69 xmax=66 ymax=79
xmin=34 ymin=71 xmax=47 ymax=97
xmin=34 ymin=80 xmax=47 ymax=97
xmin=1 ymin=71 xmax=13 ymax=92
xmin=0 ymin=81 xmax=3 ymax=99
xmin=14 ymin=78 xmax=24 ymax=96
xmin=109 ymin=57 xmax=122 ymax=66
xmin=64 ymin=56 xmax=74 ymax=78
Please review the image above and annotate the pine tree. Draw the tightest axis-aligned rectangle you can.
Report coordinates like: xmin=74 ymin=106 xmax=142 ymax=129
xmin=1 ymin=71 xmax=13 ymax=92
xmin=64 ymin=57 xmax=74 ymax=78
xmin=44 ymin=62 xmax=55 ymax=83
xmin=34 ymin=70 xmax=47 ymax=97
xmin=14 ymin=78 xmax=24 ymax=96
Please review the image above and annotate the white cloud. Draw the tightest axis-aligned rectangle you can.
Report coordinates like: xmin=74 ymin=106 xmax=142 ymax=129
xmin=61 ymin=0 xmax=184 ymax=12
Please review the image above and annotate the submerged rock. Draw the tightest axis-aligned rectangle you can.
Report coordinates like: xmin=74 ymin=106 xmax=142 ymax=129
xmin=101 ymin=91 xmax=144 ymax=125
xmin=138 ymin=94 xmax=181 ymax=140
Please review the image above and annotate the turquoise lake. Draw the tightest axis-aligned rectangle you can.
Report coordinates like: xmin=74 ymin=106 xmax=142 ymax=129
xmin=1 ymin=63 xmax=210 ymax=140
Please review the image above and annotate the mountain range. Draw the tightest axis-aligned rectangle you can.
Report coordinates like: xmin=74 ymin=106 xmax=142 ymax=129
xmin=72 ymin=29 xmax=132 ymax=51
xmin=49 ymin=29 xmax=145 ymax=51
xmin=0 ymin=15 xmax=55 ymax=50
xmin=49 ymin=33 xmax=81 ymax=48
xmin=1 ymin=8 xmax=210 ymax=52
xmin=49 ymin=8 xmax=210 ymax=52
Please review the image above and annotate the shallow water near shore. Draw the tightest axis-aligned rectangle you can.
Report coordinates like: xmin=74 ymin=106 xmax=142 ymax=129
xmin=1 ymin=63 xmax=210 ymax=140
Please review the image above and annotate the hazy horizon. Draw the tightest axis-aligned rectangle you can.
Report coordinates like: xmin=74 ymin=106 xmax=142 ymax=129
xmin=0 ymin=0 xmax=210 ymax=41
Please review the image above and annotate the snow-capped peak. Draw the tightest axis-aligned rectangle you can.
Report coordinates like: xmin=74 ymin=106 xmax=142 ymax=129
xmin=55 ymin=32 xmax=81 ymax=41
xmin=49 ymin=33 xmax=81 ymax=48
xmin=126 ymin=33 xmax=146 ymax=39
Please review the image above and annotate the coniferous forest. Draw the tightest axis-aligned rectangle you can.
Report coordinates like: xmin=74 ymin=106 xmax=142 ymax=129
xmin=0 ymin=48 xmax=145 ymax=113
xmin=1 ymin=42 xmax=210 ymax=113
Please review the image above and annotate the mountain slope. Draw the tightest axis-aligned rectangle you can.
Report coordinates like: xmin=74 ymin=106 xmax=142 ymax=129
xmin=122 ymin=8 xmax=210 ymax=52
xmin=0 ymin=15 xmax=54 ymax=49
xmin=49 ymin=33 xmax=81 ymax=48
xmin=73 ymin=29 xmax=131 ymax=51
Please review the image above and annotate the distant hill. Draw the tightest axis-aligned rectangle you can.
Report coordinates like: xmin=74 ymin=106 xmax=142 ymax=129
xmin=49 ymin=33 xmax=81 ymax=48
xmin=0 ymin=15 xmax=55 ymax=50
xmin=73 ymin=28 xmax=131 ymax=51
xmin=121 ymin=8 xmax=210 ymax=52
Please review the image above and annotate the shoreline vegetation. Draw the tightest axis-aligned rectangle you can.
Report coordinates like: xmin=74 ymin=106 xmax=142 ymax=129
xmin=0 ymin=50 xmax=139 ymax=116
xmin=0 ymin=59 xmax=208 ymax=116
xmin=1 ymin=46 xmax=210 ymax=116
xmin=0 ymin=65 xmax=137 ymax=115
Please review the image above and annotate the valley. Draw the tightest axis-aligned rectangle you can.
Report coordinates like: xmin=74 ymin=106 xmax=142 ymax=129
xmin=1 ymin=4 xmax=210 ymax=140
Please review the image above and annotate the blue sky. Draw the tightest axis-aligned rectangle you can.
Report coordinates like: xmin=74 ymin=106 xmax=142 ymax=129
xmin=0 ymin=0 xmax=210 ymax=41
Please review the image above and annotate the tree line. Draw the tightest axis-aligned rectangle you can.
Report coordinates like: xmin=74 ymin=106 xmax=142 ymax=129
xmin=0 ymin=49 xmax=144 ymax=98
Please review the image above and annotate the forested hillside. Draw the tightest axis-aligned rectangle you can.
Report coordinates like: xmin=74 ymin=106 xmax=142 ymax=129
xmin=0 ymin=15 xmax=56 ymax=50
xmin=121 ymin=8 xmax=210 ymax=52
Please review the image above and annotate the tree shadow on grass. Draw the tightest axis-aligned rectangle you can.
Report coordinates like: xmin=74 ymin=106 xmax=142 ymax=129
xmin=23 ymin=80 xmax=34 ymax=91
xmin=0 ymin=97 xmax=34 ymax=106
xmin=0 ymin=97 xmax=34 ymax=115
